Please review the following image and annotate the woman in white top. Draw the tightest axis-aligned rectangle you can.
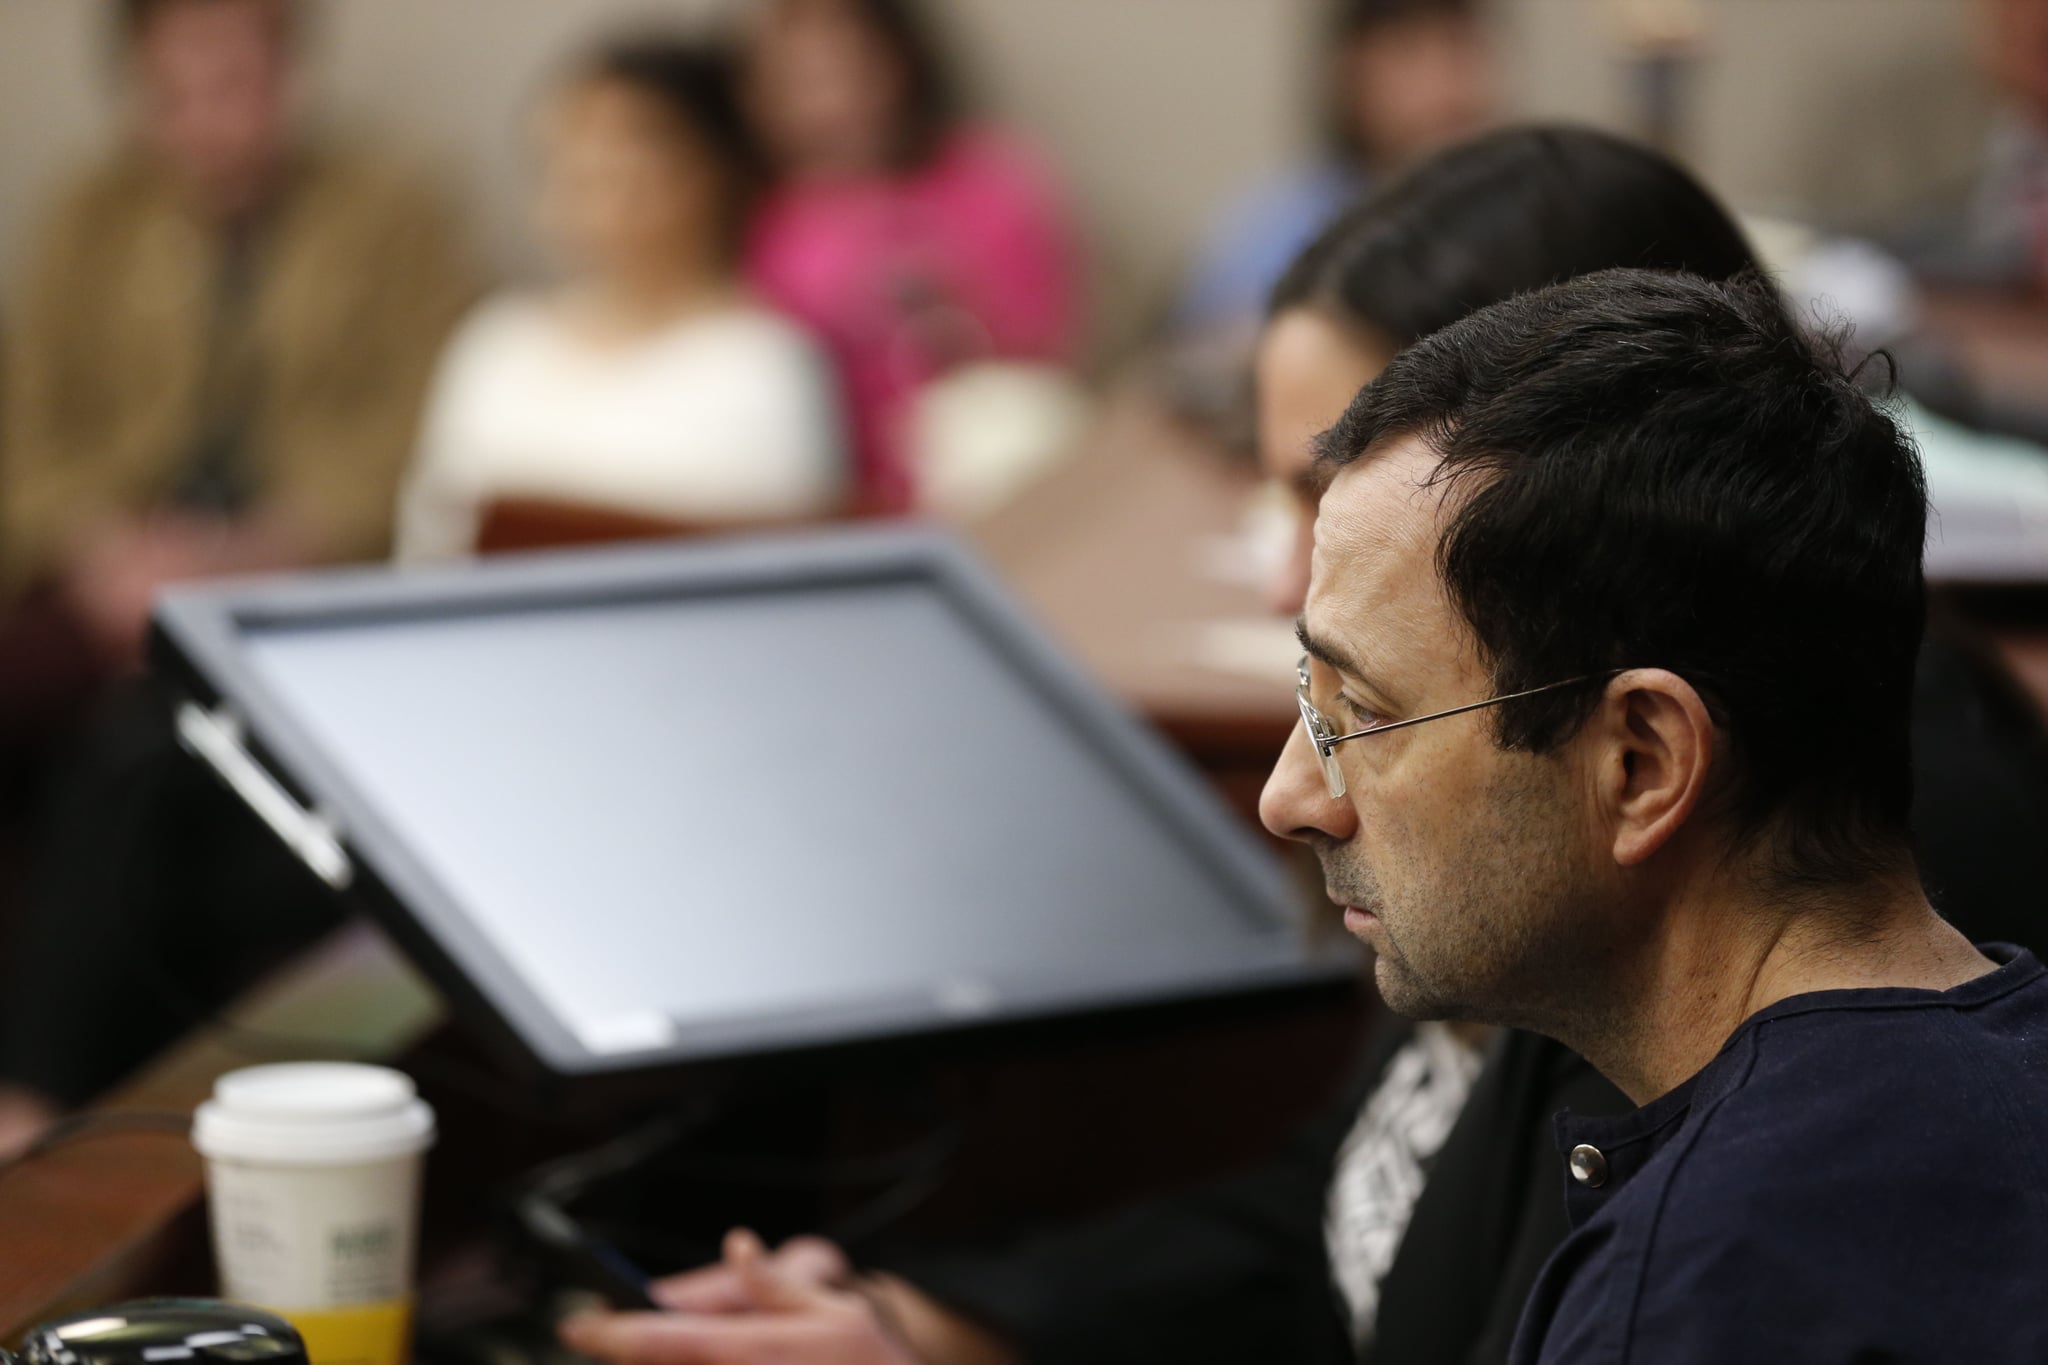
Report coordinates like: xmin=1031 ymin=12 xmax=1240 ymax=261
xmin=399 ymin=38 xmax=847 ymax=561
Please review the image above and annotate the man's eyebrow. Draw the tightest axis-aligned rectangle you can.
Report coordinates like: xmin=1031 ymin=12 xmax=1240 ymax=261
xmin=1295 ymin=616 xmax=1365 ymax=680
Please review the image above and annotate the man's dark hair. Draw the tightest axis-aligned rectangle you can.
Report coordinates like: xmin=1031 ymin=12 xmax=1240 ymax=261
xmin=1272 ymin=126 xmax=1760 ymax=345
xmin=1316 ymin=268 xmax=1928 ymax=885
xmin=581 ymin=38 xmax=764 ymax=261
xmin=117 ymin=0 xmax=298 ymax=49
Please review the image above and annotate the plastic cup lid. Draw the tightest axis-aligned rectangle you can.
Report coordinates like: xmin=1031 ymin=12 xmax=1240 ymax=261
xmin=193 ymin=1063 xmax=436 ymax=1166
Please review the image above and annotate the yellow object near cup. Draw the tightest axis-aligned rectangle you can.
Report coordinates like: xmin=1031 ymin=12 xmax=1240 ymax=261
xmin=194 ymin=1063 xmax=437 ymax=1365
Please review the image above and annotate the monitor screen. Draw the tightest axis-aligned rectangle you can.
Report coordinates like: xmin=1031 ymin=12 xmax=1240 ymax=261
xmin=159 ymin=533 xmax=1342 ymax=1075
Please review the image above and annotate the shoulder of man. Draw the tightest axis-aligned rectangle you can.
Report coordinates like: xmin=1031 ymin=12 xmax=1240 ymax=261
xmin=1562 ymin=997 xmax=2048 ymax=1363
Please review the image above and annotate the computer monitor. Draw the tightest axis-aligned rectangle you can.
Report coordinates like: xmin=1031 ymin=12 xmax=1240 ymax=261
xmin=152 ymin=528 xmax=1351 ymax=1081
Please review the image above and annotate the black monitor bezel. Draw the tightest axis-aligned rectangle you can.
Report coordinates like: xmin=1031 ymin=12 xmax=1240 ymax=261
xmin=150 ymin=527 xmax=1353 ymax=1083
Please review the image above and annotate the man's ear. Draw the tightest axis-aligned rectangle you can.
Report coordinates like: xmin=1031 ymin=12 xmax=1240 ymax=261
xmin=1588 ymin=669 xmax=1716 ymax=868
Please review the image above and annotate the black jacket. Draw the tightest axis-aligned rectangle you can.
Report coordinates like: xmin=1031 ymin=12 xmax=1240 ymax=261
xmin=900 ymin=1023 xmax=1626 ymax=1365
xmin=890 ymin=624 xmax=2048 ymax=1365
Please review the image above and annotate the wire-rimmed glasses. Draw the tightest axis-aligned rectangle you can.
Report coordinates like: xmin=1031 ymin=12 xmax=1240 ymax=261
xmin=1295 ymin=654 xmax=1616 ymax=798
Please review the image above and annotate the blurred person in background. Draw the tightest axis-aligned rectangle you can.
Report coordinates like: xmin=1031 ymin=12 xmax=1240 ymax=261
xmin=0 ymin=0 xmax=473 ymax=1151
xmin=1172 ymin=0 xmax=1498 ymax=341
xmin=559 ymin=127 xmax=2048 ymax=1365
xmin=1898 ymin=0 xmax=2048 ymax=289
xmin=737 ymin=0 xmax=1083 ymax=515
xmin=397 ymin=38 xmax=846 ymax=562
xmin=0 ymin=0 xmax=473 ymax=662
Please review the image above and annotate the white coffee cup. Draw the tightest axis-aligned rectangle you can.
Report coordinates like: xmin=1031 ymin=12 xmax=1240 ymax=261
xmin=193 ymin=1063 xmax=436 ymax=1365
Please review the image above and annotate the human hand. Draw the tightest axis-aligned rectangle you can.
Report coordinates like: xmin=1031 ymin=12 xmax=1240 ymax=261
xmin=649 ymin=1233 xmax=853 ymax=1314
xmin=0 ymin=1084 xmax=60 ymax=1163
xmin=560 ymin=1228 xmax=919 ymax=1365
xmin=60 ymin=511 xmax=313 ymax=666
xmin=59 ymin=516 xmax=210 ymax=668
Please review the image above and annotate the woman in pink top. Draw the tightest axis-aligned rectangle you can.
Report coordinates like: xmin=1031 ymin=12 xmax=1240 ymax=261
xmin=741 ymin=0 xmax=1083 ymax=512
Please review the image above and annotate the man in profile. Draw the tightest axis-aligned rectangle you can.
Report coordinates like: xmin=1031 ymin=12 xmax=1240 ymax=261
xmin=1262 ymin=268 xmax=2048 ymax=1361
xmin=0 ymin=0 xmax=474 ymax=1143
xmin=565 ymin=269 xmax=2048 ymax=1363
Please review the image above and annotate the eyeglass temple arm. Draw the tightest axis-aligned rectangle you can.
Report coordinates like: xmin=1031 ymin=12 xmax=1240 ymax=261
xmin=1321 ymin=671 xmax=1618 ymax=749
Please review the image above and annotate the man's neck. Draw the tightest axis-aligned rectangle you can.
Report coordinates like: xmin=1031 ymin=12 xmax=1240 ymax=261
xmin=1569 ymin=860 xmax=1995 ymax=1105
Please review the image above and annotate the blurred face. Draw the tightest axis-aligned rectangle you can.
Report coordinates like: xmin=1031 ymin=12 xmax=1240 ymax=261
xmin=541 ymin=78 xmax=730 ymax=287
xmin=744 ymin=0 xmax=910 ymax=177
xmin=1982 ymin=0 xmax=2048 ymax=125
xmin=1254 ymin=308 xmax=1394 ymax=615
xmin=1259 ymin=444 xmax=1600 ymax=1023
xmin=1339 ymin=16 xmax=1498 ymax=168
xmin=130 ymin=0 xmax=295 ymax=217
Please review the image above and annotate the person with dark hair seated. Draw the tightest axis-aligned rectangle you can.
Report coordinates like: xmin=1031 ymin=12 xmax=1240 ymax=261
xmin=1174 ymin=0 xmax=1498 ymax=340
xmin=397 ymin=37 xmax=846 ymax=561
xmin=1898 ymin=0 xmax=2048 ymax=288
xmin=558 ymin=128 xmax=2048 ymax=1365
xmin=737 ymin=0 xmax=1084 ymax=513
xmin=1159 ymin=0 xmax=1499 ymax=445
xmin=1276 ymin=266 xmax=2048 ymax=1362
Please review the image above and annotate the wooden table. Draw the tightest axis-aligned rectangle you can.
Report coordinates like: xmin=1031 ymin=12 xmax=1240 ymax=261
xmin=970 ymin=395 xmax=1290 ymax=731
xmin=969 ymin=394 xmax=1295 ymax=818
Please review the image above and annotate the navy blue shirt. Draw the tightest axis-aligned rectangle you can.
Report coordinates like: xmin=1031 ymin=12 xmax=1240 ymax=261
xmin=1510 ymin=945 xmax=2048 ymax=1364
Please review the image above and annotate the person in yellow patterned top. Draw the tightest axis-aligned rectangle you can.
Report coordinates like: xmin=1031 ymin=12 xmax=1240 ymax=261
xmin=1 ymin=0 xmax=476 ymax=664
xmin=0 ymin=0 xmax=476 ymax=1153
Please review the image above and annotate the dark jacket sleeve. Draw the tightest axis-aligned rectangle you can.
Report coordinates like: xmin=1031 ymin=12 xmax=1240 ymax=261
xmin=1910 ymin=620 xmax=2048 ymax=955
xmin=880 ymin=1025 xmax=1409 ymax=1365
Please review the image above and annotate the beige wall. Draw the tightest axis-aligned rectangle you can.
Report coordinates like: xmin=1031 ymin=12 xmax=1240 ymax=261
xmin=0 ymin=0 xmax=1995 ymax=355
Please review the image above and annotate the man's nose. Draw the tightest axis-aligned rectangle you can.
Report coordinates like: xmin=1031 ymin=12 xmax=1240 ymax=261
xmin=1260 ymin=722 xmax=1358 ymax=844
